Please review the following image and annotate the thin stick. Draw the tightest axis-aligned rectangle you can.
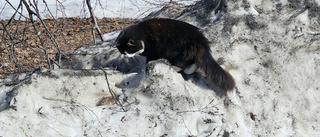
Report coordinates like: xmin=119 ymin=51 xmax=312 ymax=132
xmin=21 ymin=0 xmax=52 ymax=69
xmin=32 ymin=0 xmax=62 ymax=65
xmin=4 ymin=0 xmax=28 ymax=20
xmin=100 ymin=67 xmax=126 ymax=112
xmin=86 ymin=0 xmax=105 ymax=43
xmin=0 ymin=21 xmax=20 ymax=70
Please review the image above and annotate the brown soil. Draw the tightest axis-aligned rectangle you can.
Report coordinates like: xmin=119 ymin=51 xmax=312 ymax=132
xmin=0 ymin=17 xmax=138 ymax=79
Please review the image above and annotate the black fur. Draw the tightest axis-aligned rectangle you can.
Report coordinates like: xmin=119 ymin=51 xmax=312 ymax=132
xmin=115 ymin=18 xmax=235 ymax=91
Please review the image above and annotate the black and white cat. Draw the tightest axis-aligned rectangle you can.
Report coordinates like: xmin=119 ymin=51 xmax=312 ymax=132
xmin=115 ymin=18 xmax=235 ymax=91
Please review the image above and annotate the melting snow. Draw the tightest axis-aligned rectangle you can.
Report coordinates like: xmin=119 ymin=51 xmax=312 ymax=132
xmin=1 ymin=0 xmax=320 ymax=136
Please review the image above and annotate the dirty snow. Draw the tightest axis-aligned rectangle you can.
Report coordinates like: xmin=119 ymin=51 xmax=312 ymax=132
xmin=1 ymin=0 xmax=320 ymax=136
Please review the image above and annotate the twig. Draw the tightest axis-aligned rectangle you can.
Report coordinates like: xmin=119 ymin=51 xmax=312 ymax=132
xmin=4 ymin=0 xmax=23 ymax=27
xmin=86 ymin=0 xmax=105 ymax=43
xmin=4 ymin=0 xmax=29 ymax=20
xmin=100 ymin=67 xmax=126 ymax=112
xmin=203 ymin=98 xmax=215 ymax=109
xmin=180 ymin=115 xmax=195 ymax=136
xmin=0 ymin=20 xmax=20 ymax=70
xmin=43 ymin=0 xmax=72 ymax=57
xmin=176 ymin=101 xmax=221 ymax=115
xmin=20 ymin=0 xmax=65 ymax=69
xmin=32 ymin=0 xmax=62 ymax=66
xmin=21 ymin=0 xmax=52 ymax=69
xmin=92 ymin=27 xmax=96 ymax=43
xmin=42 ymin=97 xmax=103 ymax=126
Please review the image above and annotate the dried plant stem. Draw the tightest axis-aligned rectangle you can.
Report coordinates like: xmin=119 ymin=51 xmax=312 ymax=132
xmin=100 ymin=67 xmax=126 ymax=112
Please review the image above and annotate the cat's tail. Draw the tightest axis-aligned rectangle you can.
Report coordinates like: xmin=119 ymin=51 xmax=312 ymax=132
xmin=196 ymin=50 xmax=235 ymax=92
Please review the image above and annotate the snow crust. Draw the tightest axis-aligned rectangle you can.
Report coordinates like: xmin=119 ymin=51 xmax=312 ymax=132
xmin=1 ymin=0 xmax=320 ymax=136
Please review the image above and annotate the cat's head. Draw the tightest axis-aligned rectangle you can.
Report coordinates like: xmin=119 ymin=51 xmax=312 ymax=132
xmin=115 ymin=25 xmax=145 ymax=57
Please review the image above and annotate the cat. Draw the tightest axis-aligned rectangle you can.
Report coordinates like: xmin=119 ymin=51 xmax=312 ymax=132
xmin=115 ymin=18 xmax=235 ymax=91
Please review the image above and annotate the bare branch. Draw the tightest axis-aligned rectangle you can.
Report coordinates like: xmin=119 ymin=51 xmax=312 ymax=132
xmin=4 ymin=0 xmax=23 ymax=27
xmin=0 ymin=21 xmax=20 ymax=70
xmin=100 ymin=67 xmax=126 ymax=112
xmin=21 ymin=0 xmax=54 ymax=69
xmin=86 ymin=0 xmax=105 ymax=43
xmin=1 ymin=0 xmax=137 ymax=79
xmin=32 ymin=0 xmax=62 ymax=65
xmin=4 ymin=0 xmax=29 ymax=20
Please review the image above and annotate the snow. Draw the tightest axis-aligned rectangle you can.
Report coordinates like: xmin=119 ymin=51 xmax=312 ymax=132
xmin=297 ymin=10 xmax=310 ymax=26
xmin=1 ymin=0 xmax=320 ymax=136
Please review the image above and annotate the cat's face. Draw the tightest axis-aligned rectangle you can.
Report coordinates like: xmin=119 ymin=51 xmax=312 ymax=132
xmin=115 ymin=26 xmax=145 ymax=57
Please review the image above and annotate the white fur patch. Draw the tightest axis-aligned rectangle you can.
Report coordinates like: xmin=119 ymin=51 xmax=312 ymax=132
xmin=124 ymin=40 xmax=145 ymax=58
xmin=124 ymin=52 xmax=135 ymax=58
xmin=136 ymin=40 xmax=145 ymax=54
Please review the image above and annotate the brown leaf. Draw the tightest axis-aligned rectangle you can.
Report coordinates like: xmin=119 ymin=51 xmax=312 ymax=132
xmin=97 ymin=96 xmax=116 ymax=106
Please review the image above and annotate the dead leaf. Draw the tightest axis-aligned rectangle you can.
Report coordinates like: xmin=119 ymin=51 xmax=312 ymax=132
xmin=97 ymin=96 xmax=116 ymax=106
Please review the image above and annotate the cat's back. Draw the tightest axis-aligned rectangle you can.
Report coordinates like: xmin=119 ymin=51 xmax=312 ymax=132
xmin=137 ymin=18 xmax=208 ymax=49
xmin=138 ymin=18 xmax=201 ymax=36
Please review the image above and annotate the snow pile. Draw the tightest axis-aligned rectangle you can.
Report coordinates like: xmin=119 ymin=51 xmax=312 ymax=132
xmin=0 ymin=49 xmax=228 ymax=136
xmin=1 ymin=0 xmax=320 ymax=136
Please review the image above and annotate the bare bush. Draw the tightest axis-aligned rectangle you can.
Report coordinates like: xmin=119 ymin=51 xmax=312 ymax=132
xmin=0 ymin=0 xmax=138 ymax=79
